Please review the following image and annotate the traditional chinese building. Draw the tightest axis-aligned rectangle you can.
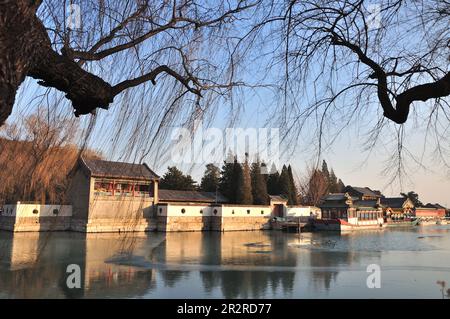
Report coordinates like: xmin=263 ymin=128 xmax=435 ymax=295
xmin=414 ymin=203 xmax=447 ymax=219
xmin=343 ymin=186 xmax=383 ymax=201
xmin=68 ymin=156 xmax=160 ymax=232
xmin=380 ymin=197 xmax=414 ymax=221
xmin=0 ymin=157 xmax=319 ymax=233
xmin=316 ymin=192 xmax=384 ymax=230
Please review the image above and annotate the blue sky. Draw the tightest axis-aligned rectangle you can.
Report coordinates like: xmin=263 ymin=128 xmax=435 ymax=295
xmin=8 ymin=67 xmax=450 ymax=207
xmin=5 ymin=1 xmax=449 ymax=206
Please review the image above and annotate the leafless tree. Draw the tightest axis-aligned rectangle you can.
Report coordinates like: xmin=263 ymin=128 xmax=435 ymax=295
xmin=0 ymin=109 xmax=99 ymax=203
xmin=297 ymin=166 xmax=328 ymax=206
xmin=235 ymin=0 xmax=450 ymax=179
xmin=0 ymin=0 xmax=263 ymax=126
xmin=1 ymin=0 xmax=449 ymax=180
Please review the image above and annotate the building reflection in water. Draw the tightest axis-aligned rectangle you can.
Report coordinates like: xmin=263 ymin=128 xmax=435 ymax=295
xmin=304 ymin=231 xmax=381 ymax=293
xmin=0 ymin=230 xmax=374 ymax=298
xmin=0 ymin=232 xmax=155 ymax=298
xmin=153 ymin=231 xmax=298 ymax=298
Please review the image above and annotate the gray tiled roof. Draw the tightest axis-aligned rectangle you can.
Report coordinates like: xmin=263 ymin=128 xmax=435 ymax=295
xmin=158 ymin=189 xmax=228 ymax=203
xmin=81 ymin=157 xmax=159 ymax=181
xmin=424 ymin=203 xmax=447 ymax=209
xmin=323 ymin=193 xmax=348 ymax=201
xmin=353 ymin=200 xmax=379 ymax=208
xmin=345 ymin=186 xmax=382 ymax=198
xmin=380 ymin=197 xmax=407 ymax=208
xmin=320 ymin=202 xmax=349 ymax=208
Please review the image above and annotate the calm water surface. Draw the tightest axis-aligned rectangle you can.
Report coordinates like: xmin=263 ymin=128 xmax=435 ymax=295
xmin=1 ymin=226 xmax=450 ymax=298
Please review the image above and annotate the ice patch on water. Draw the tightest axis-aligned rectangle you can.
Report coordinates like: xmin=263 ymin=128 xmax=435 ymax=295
xmin=103 ymin=255 xmax=450 ymax=273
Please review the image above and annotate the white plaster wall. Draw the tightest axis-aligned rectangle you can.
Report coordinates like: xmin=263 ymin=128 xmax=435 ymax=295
xmin=159 ymin=204 xmax=215 ymax=217
xmin=2 ymin=203 xmax=72 ymax=217
xmin=286 ymin=206 xmax=321 ymax=218
xmin=220 ymin=205 xmax=272 ymax=217
xmin=357 ymin=218 xmax=384 ymax=226
xmin=160 ymin=204 xmax=273 ymax=218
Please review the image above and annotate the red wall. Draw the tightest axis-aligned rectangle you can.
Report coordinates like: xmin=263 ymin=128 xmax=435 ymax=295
xmin=415 ymin=208 xmax=446 ymax=218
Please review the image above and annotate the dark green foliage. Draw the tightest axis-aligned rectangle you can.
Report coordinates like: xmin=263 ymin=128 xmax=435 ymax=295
xmin=278 ymin=165 xmax=290 ymax=198
xmin=322 ymin=160 xmax=330 ymax=182
xmin=159 ymin=166 xmax=197 ymax=190
xmin=200 ymin=163 xmax=220 ymax=192
xmin=219 ymin=154 xmax=239 ymax=203
xmin=277 ymin=165 xmax=298 ymax=205
xmin=236 ymin=157 xmax=253 ymax=204
xmin=337 ymin=178 xmax=346 ymax=192
xmin=401 ymin=191 xmax=424 ymax=207
xmin=251 ymin=161 xmax=269 ymax=205
xmin=320 ymin=160 xmax=345 ymax=194
xmin=267 ymin=163 xmax=280 ymax=195
xmin=328 ymin=169 xmax=338 ymax=193
xmin=287 ymin=165 xmax=299 ymax=205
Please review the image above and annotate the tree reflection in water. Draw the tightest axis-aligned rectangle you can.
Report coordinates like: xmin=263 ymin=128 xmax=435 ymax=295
xmin=4 ymin=229 xmax=441 ymax=298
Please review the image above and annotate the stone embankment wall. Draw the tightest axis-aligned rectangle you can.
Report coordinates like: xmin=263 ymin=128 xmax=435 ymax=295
xmin=0 ymin=203 xmax=72 ymax=231
xmin=157 ymin=203 xmax=272 ymax=232
xmin=1 ymin=201 xmax=320 ymax=233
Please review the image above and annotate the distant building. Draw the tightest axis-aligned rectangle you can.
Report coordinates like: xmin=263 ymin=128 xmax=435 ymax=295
xmin=0 ymin=157 xmax=320 ymax=233
xmin=269 ymin=195 xmax=288 ymax=218
xmin=316 ymin=192 xmax=384 ymax=230
xmin=380 ymin=197 xmax=414 ymax=221
xmin=343 ymin=186 xmax=383 ymax=201
xmin=68 ymin=156 xmax=160 ymax=232
xmin=415 ymin=203 xmax=447 ymax=219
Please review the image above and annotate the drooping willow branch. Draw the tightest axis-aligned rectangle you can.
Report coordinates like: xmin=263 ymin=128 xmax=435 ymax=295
xmin=0 ymin=0 xmax=257 ymax=125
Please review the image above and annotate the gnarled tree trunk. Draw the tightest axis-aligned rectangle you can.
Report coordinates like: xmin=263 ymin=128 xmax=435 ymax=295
xmin=0 ymin=0 xmax=113 ymax=125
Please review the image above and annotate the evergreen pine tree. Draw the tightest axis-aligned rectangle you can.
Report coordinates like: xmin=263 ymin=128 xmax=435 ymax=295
xmin=159 ymin=166 xmax=197 ymax=190
xmin=337 ymin=179 xmax=346 ymax=192
xmin=278 ymin=165 xmax=290 ymax=200
xmin=251 ymin=161 xmax=269 ymax=205
xmin=328 ymin=169 xmax=338 ymax=193
xmin=200 ymin=163 xmax=220 ymax=192
xmin=267 ymin=163 xmax=280 ymax=195
xmin=401 ymin=191 xmax=423 ymax=207
xmin=322 ymin=160 xmax=330 ymax=181
xmin=219 ymin=154 xmax=238 ymax=203
xmin=236 ymin=155 xmax=253 ymax=204
xmin=321 ymin=160 xmax=330 ymax=193
xmin=287 ymin=165 xmax=299 ymax=205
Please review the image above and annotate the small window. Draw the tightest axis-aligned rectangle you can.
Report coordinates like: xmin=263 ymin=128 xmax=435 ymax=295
xmin=159 ymin=208 xmax=162 ymax=214
xmin=261 ymin=210 xmax=264 ymax=215
xmin=200 ymin=210 xmax=203 ymax=214
xmin=135 ymin=183 xmax=151 ymax=197
xmin=213 ymin=209 xmax=218 ymax=215
xmin=53 ymin=209 xmax=59 ymax=215
xmin=32 ymin=209 xmax=39 ymax=215
xmin=181 ymin=208 xmax=186 ymax=214
xmin=118 ymin=183 xmax=133 ymax=196
xmin=94 ymin=181 xmax=114 ymax=196
xmin=247 ymin=210 xmax=250 ymax=214
xmin=232 ymin=210 xmax=235 ymax=215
